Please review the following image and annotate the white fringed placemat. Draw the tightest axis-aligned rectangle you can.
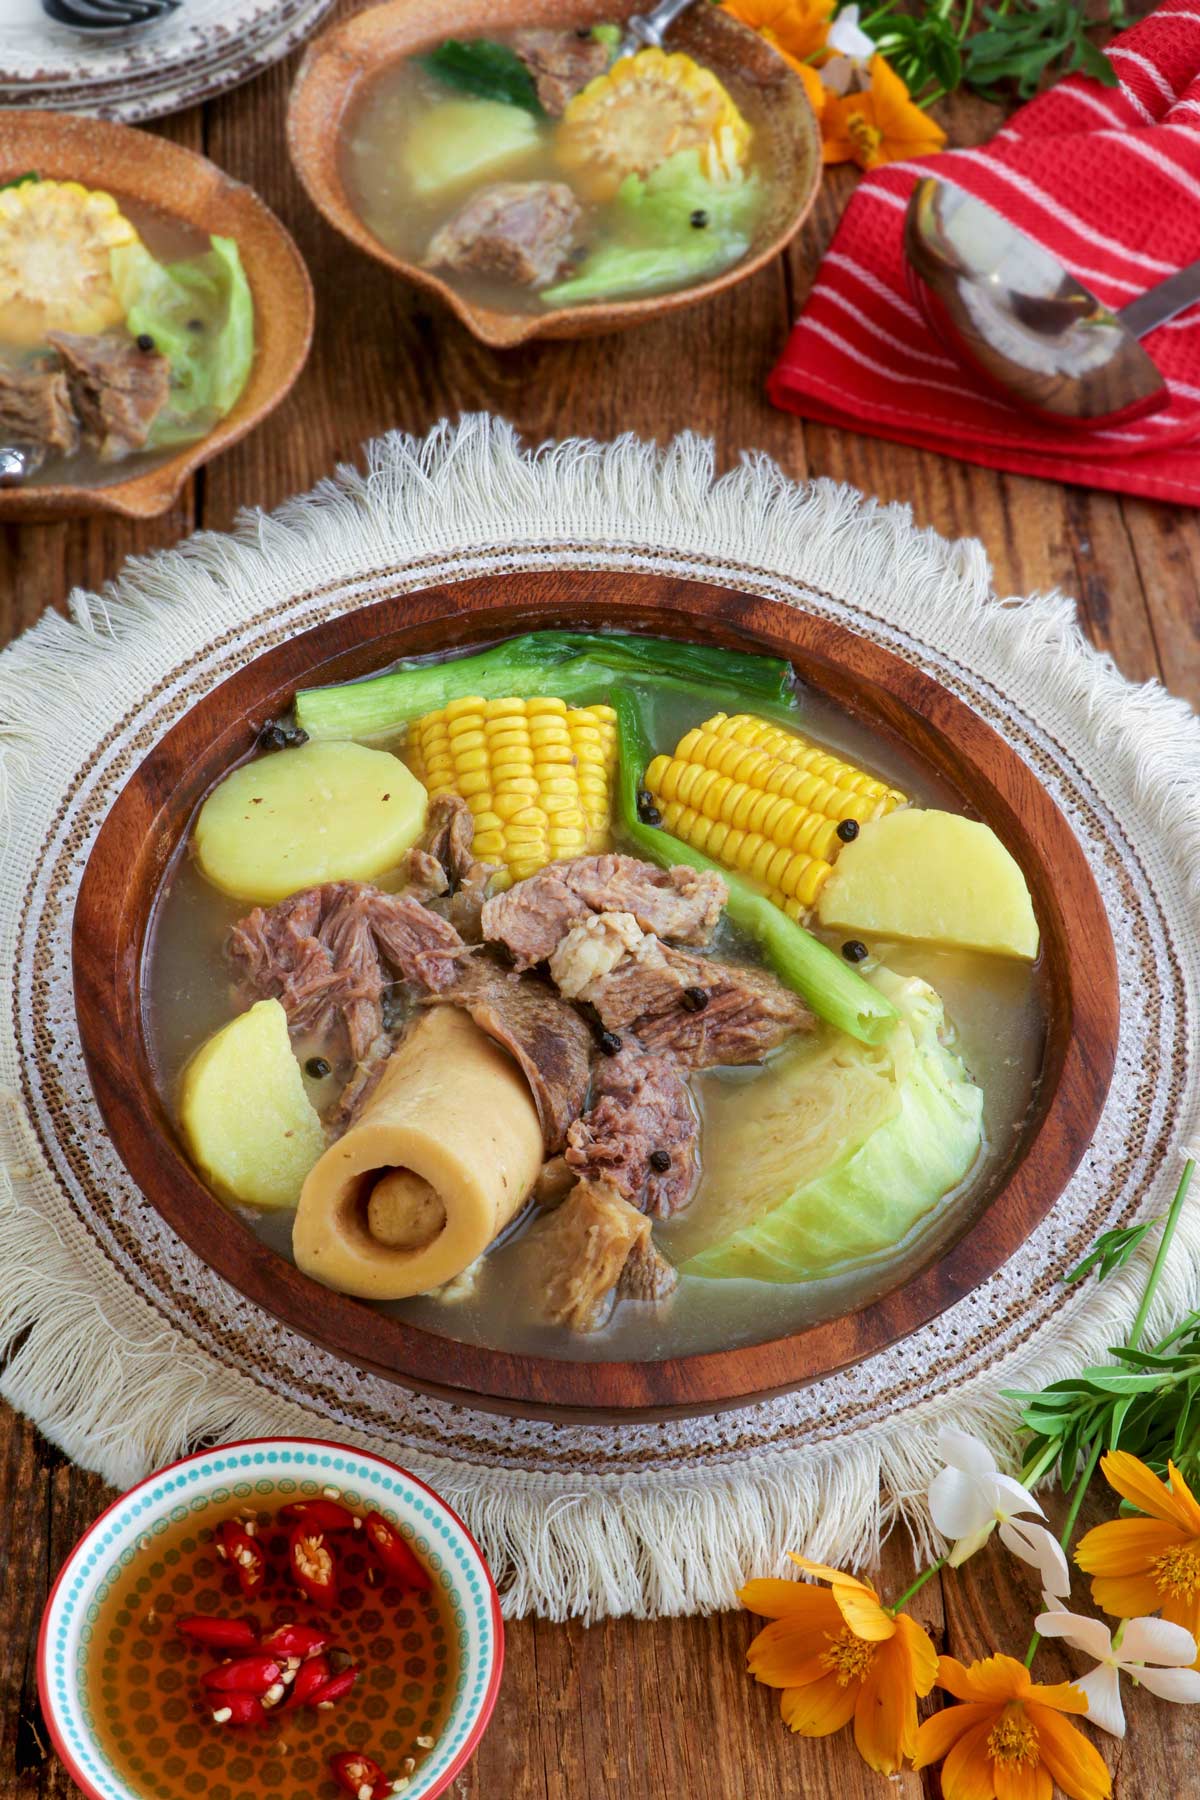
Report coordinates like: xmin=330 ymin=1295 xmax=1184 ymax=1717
xmin=2 ymin=416 xmax=1199 ymax=1621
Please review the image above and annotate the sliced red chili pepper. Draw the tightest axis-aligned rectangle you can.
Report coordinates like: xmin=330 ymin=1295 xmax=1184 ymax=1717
xmin=287 ymin=1522 xmax=338 ymax=1608
xmin=329 ymin=1751 xmax=384 ymax=1799
xmin=201 ymin=1655 xmax=282 ymax=1695
xmin=261 ymin=1622 xmax=329 ymax=1660
xmin=279 ymin=1498 xmax=360 ymax=1533
xmin=310 ymin=1666 xmax=359 ymax=1709
xmin=281 ymin=1654 xmax=331 ymax=1711
xmin=217 ymin=1520 xmax=267 ymax=1599
xmin=177 ymin=1614 xmax=259 ymax=1652
xmin=209 ymin=1692 xmax=268 ymax=1728
xmin=363 ymin=1512 xmax=431 ymax=1592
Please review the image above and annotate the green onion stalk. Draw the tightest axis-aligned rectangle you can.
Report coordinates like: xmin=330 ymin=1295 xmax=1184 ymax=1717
xmin=611 ymin=692 xmax=899 ymax=1047
xmin=294 ymin=631 xmax=795 ymax=740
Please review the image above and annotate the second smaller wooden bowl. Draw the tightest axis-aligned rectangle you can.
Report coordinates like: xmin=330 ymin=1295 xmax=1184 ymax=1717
xmin=0 ymin=111 xmax=314 ymax=522
xmin=287 ymin=0 xmax=822 ymax=348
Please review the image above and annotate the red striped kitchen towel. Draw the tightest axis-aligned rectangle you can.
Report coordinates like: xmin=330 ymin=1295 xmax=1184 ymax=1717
xmin=768 ymin=1 xmax=1200 ymax=503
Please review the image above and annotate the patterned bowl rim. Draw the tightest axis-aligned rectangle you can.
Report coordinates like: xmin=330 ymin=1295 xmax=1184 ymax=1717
xmin=35 ymin=1436 xmax=505 ymax=1800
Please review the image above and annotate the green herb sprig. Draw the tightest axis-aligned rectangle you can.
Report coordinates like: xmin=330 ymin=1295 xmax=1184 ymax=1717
xmin=855 ymin=0 xmax=1126 ymax=107
xmin=1006 ymin=1158 xmax=1198 ymax=1495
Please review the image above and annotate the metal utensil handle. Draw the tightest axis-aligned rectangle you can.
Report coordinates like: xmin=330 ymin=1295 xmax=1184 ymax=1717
xmin=619 ymin=0 xmax=696 ymax=57
xmin=1118 ymin=257 xmax=1200 ymax=339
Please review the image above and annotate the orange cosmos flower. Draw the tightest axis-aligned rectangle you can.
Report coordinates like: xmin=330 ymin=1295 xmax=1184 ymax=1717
xmin=722 ymin=0 xmax=834 ymax=73
xmin=1076 ymin=1452 xmax=1200 ymax=1655
xmin=913 ymin=1654 xmax=1112 ymax=1800
xmin=821 ymin=55 xmax=947 ymax=169
xmin=739 ymin=1553 xmax=938 ymax=1774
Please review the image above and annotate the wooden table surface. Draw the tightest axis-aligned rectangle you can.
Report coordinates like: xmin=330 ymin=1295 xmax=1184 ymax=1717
xmin=3 ymin=11 xmax=1199 ymax=1796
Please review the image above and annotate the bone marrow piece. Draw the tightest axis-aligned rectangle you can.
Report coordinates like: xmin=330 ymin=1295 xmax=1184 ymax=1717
xmin=293 ymin=1006 xmax=543 ymax=1299
xmin=425 ymin=181 xmax=581 ymax=289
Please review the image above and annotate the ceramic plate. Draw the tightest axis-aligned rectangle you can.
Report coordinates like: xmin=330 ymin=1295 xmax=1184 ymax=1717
xmin=0 ymin=0 xmax=336 ymax=120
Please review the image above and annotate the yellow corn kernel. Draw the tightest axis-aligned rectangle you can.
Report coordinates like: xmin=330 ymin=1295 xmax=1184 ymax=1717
xmin=644 ymin=711 xmax=905 ymax=918
xmin=405 ymin=693 xmax=615 ymax=883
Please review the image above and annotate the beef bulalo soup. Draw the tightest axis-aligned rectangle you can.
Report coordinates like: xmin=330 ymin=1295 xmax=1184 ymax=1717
xmin=143 ymin=630 xmax=1047 ymax=1363
xmin=0 ymin=175 xmax=255 ymax=490
xmin=339 ymin=22 xmax=783 ymax=313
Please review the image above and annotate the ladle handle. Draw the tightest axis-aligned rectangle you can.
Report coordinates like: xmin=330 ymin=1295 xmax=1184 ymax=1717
xmin=618 ymin=0 xmax=696 ymax=57
xmin=1118 ymin=257 xmax=1200 ymax=339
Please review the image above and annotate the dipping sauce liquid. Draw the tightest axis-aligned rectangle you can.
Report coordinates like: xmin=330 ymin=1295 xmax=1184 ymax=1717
xmin=85 ymin=1495 xmax=456 ymax=1800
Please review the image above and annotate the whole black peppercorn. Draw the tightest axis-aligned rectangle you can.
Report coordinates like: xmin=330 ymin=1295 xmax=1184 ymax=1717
xmin=690 ymin=209 xmax=709 ymax=229
xmin=305 ymin=1057 xmax=332 ymax=1079
xmin=598 ymin=1029 xmax=623 ymax=1056
xmin=649 ymin=1149 xmax=672 ymax=1173
xmin=836 ymin=818 xmax=861 ymax=843
xmin=257 ymin=718 xmax=288 ymax=750
xmin=841 ymin=940 xmax=869 ymax=964
xmin=636 ymin=790 xmax=663 ymax=826
xmin=681 ymin=985 xmax=709 ymax=1013
xmin=136 ymin=332 xmax=155 ymax=352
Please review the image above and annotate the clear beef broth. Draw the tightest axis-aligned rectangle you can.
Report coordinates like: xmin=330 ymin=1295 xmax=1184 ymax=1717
xmin=144 ymin=660 xmax=1048 ymax=1363
xmin=340 ymin=44 xmax=774 ymax=316
xmin=3 ymin=195 xmax=207 ymax=491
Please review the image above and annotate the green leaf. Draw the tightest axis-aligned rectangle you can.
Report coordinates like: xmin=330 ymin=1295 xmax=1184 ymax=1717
xmin=1064 ymin=1217 xmax=1162 ymax=1286
xmin=420 ymin=38 xmax=544 ymax=114
xmin=1075 ymin=35 xmax=1119 ymax=85
xmin=0 ymin=170 xmax=38 ymax=191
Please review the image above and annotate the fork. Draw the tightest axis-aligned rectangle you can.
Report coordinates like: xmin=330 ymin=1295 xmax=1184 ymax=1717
xmin=42 ymin=0 xmax=180 ymax=29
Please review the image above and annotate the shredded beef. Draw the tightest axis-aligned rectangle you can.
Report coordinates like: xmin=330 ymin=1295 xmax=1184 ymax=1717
xmin=0 ymin=357 xmax=78 ymax=465
xmin=482 ymin=855 xmax=726 ymax=969
xmin=534 ymin=1177 xmax=661 ymax=1333
xmin=511 ymin=27 xmax=610 ymax=114
xmin=565 ymin=1048 xmax=699 ymax=1219
xmin=48 ymin=331 xmax=169 ymax=461
xmin=424 ymin=960 xmax=592 ymax=1154
xmin=425 ymin=181 xmax=580 ymax=288
xmin=617 ymin=1234 xmax=679 ymax=1304
xmin=401 ymin=847 xmax=449 ymax=905
xmin=548 ymin=910 xmax=644 ymax=998
xmin=419 ymin=794 xmax=477 ymax=888
xmin=580 ymin=935 xmax=813 ymax=1067
xmin=227 ymin=881 xmax=468 ymax=1063
xmin=437 ymin=859 xmax=497 ymax=943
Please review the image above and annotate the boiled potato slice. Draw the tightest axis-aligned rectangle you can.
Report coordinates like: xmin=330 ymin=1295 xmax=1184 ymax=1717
xmin=404 ymin=98 xmax=541 ymax=200
xmin=180 ymin=999 xmax=325 ymax=1210
xmin=817 ymin=809 xmax=1039 ymax=961
xmin=194 ymin=741 xmax=426 ymax=905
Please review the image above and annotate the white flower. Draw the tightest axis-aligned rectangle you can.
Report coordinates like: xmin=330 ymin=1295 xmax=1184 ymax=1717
xmin=827 ymin=3 xmax=875 ymax=61
xmin=1035 ymin=1601 xmax=1200 ymax=1738
xmin=927 ymin=1428 xmax=1072 ymax=1597
xmin=820 ymin=5 xmax=876 ymax=93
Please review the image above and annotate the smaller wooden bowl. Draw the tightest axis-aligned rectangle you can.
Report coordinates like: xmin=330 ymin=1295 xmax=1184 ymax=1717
xmin=287 ymin=0 xmax=822 ymax=348
xmin=0 ymin=112 xmax=314 ymax=522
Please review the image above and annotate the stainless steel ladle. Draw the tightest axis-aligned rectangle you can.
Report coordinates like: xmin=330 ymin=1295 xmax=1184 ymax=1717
xmin=904 ymin=176 xmax=1200 ymax=427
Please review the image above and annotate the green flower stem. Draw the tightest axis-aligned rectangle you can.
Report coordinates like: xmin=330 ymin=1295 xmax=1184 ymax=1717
xmin=890 ymin=1556 xmax=946 ymax=1613
xmin=1023 ymin=1437 xmax=1104 ymax=1670
xmin=1128 ymin=1159 xmax=1195 ymax=1351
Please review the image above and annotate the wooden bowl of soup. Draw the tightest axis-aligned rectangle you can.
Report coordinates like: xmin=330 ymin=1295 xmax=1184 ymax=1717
xmin=72 ymin=571 xmax=1119 ymax=1421
xmin=286 ymin=0 xmax=822 ymax=347
xmin=0 ymin=112 xmax=313 ymax=521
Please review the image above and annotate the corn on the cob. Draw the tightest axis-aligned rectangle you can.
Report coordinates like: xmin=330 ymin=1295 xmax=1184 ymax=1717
xmin=645 ymin=712 xmax=907 ymax=920
xmin=0 ymin=179 xmax=139 ymax=347
xmin=555 ymin=48 xmax=751 ymax=200
xmin=406 ymin=695 xmax=617 ymax=889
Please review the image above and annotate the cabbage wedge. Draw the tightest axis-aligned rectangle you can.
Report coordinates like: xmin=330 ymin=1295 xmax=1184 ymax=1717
xmin=681 ymin=970 xmax=984 ymax=1283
